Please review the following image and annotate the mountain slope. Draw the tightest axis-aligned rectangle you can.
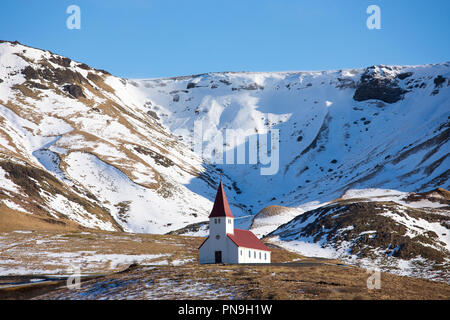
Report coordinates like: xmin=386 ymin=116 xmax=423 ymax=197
xmin=266 ymin=188 xmax=450 ymax=282
xmin=123 ymin=61 xmax=449 ymax=212
xmin=0 ymin=40 xmax=449 ymax=239
xmin=0 ymin=41 xmax=225 ymax=233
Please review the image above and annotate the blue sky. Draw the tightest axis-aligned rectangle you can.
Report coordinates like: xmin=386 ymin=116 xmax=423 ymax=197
xmin=1 ymin=0 xmax=449 ymax=78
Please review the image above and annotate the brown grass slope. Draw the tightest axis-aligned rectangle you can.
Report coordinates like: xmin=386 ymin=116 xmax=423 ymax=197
xmin=267 ymin=199 xmax=450 ymax=283
xmin=0 ymin=230 xmax=448 ymax=300
xmin=0 ymin=160 xmax=122 ymax=232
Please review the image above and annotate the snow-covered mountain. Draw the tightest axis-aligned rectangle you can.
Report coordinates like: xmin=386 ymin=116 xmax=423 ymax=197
xmin=0 ymin=41 xmax=222 ymax=233
xmin=128 ymin=61 xmax=449 ymax=209
xmin=0 ymin=40 xmax=448 ymax=241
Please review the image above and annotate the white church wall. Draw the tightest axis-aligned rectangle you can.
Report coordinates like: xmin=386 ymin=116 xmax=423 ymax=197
xmin=200 ymin=236 xmax=271 ymax=264
xmin=199 ymin=235 xmax=238 ymax=264
xmin=209 ymin=217 xmax=234 ymax=236
xmin=225 ymin=217 xmax=234 ymax=234
xmin=237 ymin=247 xmax=271 ymax=264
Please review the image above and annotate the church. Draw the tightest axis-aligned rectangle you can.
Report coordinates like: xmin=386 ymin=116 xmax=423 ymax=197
xmin=199 ymin=181 xmax=271 ymax=264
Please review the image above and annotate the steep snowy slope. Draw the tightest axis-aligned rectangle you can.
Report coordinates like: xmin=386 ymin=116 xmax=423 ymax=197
xmin=124 ymin=63 xmax=449 ymax=214
xmin=0 ymin=41 xmax=228 ymax=233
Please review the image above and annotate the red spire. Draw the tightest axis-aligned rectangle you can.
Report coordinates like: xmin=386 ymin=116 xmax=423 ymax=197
xmin=208 ymin=181 xmax=234 ymax=218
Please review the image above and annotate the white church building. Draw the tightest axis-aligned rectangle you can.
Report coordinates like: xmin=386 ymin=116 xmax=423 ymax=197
xmin=199 ymin=181 xmax=271 ymax=264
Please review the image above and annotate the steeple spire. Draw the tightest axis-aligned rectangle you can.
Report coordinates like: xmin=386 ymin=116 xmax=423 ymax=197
xmin=208 ymin=181 xmax=234 ymax=218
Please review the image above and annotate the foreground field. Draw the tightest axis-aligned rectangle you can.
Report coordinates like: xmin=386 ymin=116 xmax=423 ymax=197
xmin=0 ymin=230 xmax=449 ymax=300
xmin=35 ymin=263 xmax=450 ymax=300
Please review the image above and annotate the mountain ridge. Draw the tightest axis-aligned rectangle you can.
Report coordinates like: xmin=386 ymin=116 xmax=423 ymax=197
xmin=0 ymin=40 xmax=449 ymax=282
xmin=0 ymin=40 xmax=448 ymax=235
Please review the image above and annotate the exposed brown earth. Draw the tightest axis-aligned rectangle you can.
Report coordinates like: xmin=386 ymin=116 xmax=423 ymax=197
xmin=0 ymin=230 xmax=448 ymax=300
xmin=404 ymin=187 xmax=450 ymax=205
xmin=0 ymin=160 xmax=121 ymax=232
xmin=268 ymin=200 xmax=449 ymax=282
xmin=26 ymin=263 xmax=450 ymax=300
xmin=353 ymin=66 xmax=408 ymax=103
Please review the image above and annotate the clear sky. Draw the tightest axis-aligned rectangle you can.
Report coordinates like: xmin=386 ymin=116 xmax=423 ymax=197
xmin=1 ymin=0 xmax=449 ymax=78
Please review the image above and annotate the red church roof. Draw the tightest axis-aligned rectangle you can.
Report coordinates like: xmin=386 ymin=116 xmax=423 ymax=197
xmin=227 ymin=229 xmax=270 ymax=251
xmin=208 ymin=181 xmax=234 ymax=218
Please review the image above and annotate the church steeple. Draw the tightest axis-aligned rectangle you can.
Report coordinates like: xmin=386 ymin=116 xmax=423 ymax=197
xmin=208 ymin=181 xmax=234 ymax=218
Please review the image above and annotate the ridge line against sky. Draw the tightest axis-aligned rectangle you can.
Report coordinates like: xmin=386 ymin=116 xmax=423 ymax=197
xmin=1 ymin=0 xmax=449 ymax=78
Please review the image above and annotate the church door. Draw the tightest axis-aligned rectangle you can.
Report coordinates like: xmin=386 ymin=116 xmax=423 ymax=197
xmin=215 ymin=251 xmax=222 ymax=263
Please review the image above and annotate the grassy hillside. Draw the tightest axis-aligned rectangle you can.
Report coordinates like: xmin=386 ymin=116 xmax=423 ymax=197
xmin=0 ymin=230 xmax=448 ymax=300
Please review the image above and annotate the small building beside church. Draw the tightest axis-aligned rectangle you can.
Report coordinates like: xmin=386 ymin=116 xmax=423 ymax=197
xmin=199 ymin=181 xmax=271 ymax=264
